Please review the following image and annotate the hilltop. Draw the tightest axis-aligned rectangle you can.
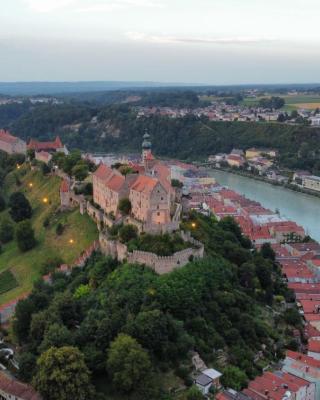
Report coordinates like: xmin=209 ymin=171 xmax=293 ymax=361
xmin=0 ymin=165 xmax=98 ymax=304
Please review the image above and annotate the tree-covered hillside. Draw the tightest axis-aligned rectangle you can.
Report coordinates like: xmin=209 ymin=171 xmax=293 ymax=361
xmin=1 ymin=102 xmax=320 ymax=173
xmin=12 ymin=213 xmax=301 ymax=400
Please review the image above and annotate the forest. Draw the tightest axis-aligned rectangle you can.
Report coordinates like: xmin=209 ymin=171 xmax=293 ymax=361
xmin=11 ymin=213 xmax=301 ymax=400
xmin=1 ymin=101 xmax=320 ymax=174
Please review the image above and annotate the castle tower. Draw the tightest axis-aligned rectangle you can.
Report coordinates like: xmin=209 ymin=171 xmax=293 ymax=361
xmin=142 ymin=130 xmax=155 ymax=173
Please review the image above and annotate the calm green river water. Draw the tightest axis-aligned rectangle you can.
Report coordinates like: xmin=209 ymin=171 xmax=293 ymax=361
xmin=208 ymin=169 xmax=320 ymax=242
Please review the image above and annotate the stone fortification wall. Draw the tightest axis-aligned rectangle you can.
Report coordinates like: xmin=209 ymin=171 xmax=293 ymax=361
xmin=99 ymin=231 xmax=204 ymax=274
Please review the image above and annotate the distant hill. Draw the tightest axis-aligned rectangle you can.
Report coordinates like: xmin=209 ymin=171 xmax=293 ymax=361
xmin=0 ymin=81 xmax=201 ymax=96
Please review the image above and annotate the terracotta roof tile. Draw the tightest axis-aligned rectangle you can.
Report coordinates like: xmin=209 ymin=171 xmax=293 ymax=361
xmin=0 ymin=129 xmax=19 ymax=144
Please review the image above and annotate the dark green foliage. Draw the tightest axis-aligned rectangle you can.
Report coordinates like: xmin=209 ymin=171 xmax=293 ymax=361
xmin=127 ymin=232 xmax=190 ymax=256
xmin=5 ymin=102 xmax=320 ymax=174
xmin=118 ymin=224 xmax=138 ymax=243
xmin=0 ymin=217 xmax=14 ymax=243
xmin=118 ymin=198 xmax=131 ymax=215
xmin=107 ymin=333 xmax=152 ymax=393
xmin=16 ymin=220 xmax=36 ymax=252
xmin=56 ymin=223 xmax=64 ymax=236
xmin=186 ymin=386 xmax=204 ymax=400
xmin=41 ymin=162 xmax=50 ymax=175
xmin=12 ymin=214 xmax=291 ymax=395
xmin=0 ymin=270 xmax=18 ymax=295
xmin=9 ymin=192 xmax=32 ymax=222
xmin=0 ymin=194 xmax=5 ymax=211
xmin=18 ymin=352 xmax=37 ymax=383
xmin=221 ymin=366 xmax=248 ymax=391
xmin=33 ymin=346 xmax=95 ymax=400
xmin=260 ymin=242 xmax=276 ymax=261
xmin=258 ymin=96 xmax=285 ymax=109
xmin=284 ymin=308 xmax=303 ymax=328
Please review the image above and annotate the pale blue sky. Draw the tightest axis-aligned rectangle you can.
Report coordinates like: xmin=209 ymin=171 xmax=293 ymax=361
xmin=1 ymin=0 xmax=320 ymax=83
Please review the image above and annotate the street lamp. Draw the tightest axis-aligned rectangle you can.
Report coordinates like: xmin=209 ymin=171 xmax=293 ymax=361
xmin=191 ymin=222 xmax=197 ymax=229
xmin=28 ymin=183 xmax=33 ymax=188
xmin=69 ymin=239 xmax=75 ymax=245
xmin=42 ymin=197 xmax=48 ymax=204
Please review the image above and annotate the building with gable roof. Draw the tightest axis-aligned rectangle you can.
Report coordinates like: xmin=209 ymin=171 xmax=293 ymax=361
xmin=27 ymin=136 xmax=68 ymax=155
xmin=0 ymin=130 xmax=26 ymax=155
xmin=92 ymin=132 xmax=177 ymax=232
xmin=0 ymin=371 xmax=41 ymax=400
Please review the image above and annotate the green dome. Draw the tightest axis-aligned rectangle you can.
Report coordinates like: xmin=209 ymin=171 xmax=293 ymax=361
xmin=142 ymin=140 xmax=151 ymax=149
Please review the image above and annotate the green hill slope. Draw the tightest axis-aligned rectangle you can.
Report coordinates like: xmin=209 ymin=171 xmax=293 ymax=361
xmin=0 ymin=166 xmax=98 ymax=305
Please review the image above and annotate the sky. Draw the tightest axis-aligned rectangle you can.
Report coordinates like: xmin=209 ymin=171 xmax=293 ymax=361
xmin=1 ymin=0 xmax=320 ymax=84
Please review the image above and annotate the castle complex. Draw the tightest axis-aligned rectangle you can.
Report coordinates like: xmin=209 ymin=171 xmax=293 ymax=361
xmin=92 ymin=132 xmax=180 ymax=233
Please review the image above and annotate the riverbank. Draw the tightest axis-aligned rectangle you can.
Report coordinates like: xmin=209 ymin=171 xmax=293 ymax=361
xmin=199 ymin=163 xmax=320 ymax=200
xmin=203 ymin=168 xmax=320 ymax=242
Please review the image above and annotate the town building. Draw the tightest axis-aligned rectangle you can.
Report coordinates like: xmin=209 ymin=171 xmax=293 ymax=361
xmin=195 ymin=368 xmax=222 ymax=395
xmin=0 ymin=371 xmax=41 ymax=400
xmin=302 ymin=176 xmax=320 ymax=193
xmin=243 ymin=370 xmax=316 ymax=400
xmin=282 ymin=351 xmax=320 ymax=400
xmin=245 ymin=147 xmax=278 ymax=159
xmin=227 ymin=154 xmax=245 ymax=168
xmin=309 ymin=114 xmax=320 ymax=126
xmin=0 ymin=130 xmax=26 ymax=155
xmin=27 ymin=136 xmax=68 ymax=155
xmin=35 ymin=150 xmax=52 ymax=164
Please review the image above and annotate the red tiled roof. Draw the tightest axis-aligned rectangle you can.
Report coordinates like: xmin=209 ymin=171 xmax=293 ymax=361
xmin=0 ymin=372 xmax=41 ymax=400
xmin=305 ymin=323 xmax=320 ymax=338
xmin=286 ymin=350 xmax=320 ymax=368
xmin=289 ymin=243 xmax=320 ymax=253
xmin=93 ymin=163 xmax=114 ymax=181
xmin=28 ymin=136 xmax=63 ymax=151
xmin=288 ymin=282 xmax=320 ymax=294
xmin=60 ymin=179 xmax=69 ymax=193
xmin=0 ymin=129 xmax=19 ymax=144
xmin=106 ymin=174 xmax=125 ymax=192
xmin=300 ymin=299 xmax=320 ymax=314
xmin=93 ymin=163 xmax=125 ymax=193
xmin=130 ymin=175 xmax=159 ymax=194
xmin=309 ymin=339 xmax=320 ymax=353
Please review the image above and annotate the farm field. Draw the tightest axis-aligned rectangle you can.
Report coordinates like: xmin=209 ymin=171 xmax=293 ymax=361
xmin=242 ymin=94 xmax=320 ymax=110
xmin=0 ymin=166 xmax=98 ymax=305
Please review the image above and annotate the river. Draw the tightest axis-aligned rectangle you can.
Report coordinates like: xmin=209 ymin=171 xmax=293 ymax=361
xmin=207 ymin=169 xmax=320 ymax=242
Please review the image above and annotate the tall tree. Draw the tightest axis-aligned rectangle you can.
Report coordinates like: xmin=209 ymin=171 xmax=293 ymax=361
xmin=107 ymin=333 xmax=152 ymax=393
xmin=9 ymin=192 xmax=32 ymax=222
xmin=16 ymin=220 xmax=36 ymax=252
xmin=33 ymin=346 xmax=94 ymax=400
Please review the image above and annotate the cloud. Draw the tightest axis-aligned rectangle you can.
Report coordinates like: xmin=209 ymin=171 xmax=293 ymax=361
xmin=24 ymin=0 xmax=164 ymax=13
xmin=126 ymin=32 xmax=278 ymax=45
xmin=23 ymin=0 xmax=76 ymax=13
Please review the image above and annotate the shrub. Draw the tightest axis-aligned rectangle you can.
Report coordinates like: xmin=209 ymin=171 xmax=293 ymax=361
xmin=9 ymin=192 xmax=32 ymax=222
xmin=16 ymin=221 xmax=36 ymax=252
xmin=56 ymin=223 xmax=64 ymax=236
xmin=0 ymin=218 xmax=14 ymax=243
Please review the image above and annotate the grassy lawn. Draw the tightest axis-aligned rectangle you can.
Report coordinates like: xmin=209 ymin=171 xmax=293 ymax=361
xmin=0 ymin=166 xmax=98 ymax=305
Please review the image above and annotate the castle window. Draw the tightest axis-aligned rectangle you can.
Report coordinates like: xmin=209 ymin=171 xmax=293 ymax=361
xmin=157 ymin=212 xmax=160 ymax=216
xmin=161 ymin=197 xmax=163 ymax=200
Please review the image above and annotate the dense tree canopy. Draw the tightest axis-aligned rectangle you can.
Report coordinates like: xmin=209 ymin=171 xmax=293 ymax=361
xmin=9 ymin=192 xmax=32 ymax=222
xmin=12 ymin=214 xmax=297 ymax=398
